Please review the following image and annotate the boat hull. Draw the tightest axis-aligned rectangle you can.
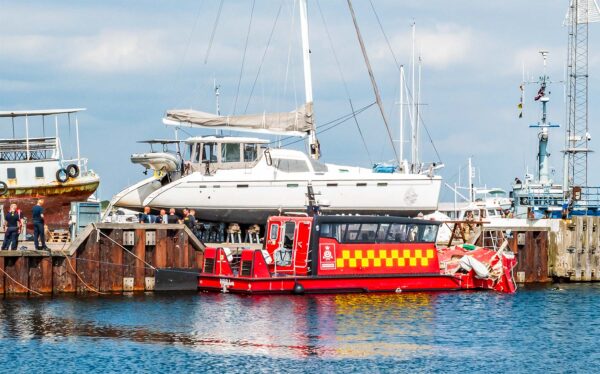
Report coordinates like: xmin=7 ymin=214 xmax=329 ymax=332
xmin=145 ymin=176 xmax=442 ymax=223
xmin=198 ymin=273 xmax=463 ymax=294
xmin=0 ymin=177 xmax=99 ymax=230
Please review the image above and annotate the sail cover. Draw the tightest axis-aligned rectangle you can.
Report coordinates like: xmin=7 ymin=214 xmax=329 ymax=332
xmin=163 ymin=103 xmax=314 ymax=137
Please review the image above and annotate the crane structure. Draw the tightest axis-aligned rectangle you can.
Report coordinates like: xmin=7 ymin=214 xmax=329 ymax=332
xmin=563 ymin=0 xmax=600 ymax=191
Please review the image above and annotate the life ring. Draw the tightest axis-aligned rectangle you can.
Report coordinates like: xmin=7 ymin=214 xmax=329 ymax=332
xmin=0 ymin=181 xmax=8 ymax=196
xmin=66 ymin=164 xmax=80 ymax=178
xmin=56 ymin=168 xmax=69 ymax=183
xmin=521 ymin=197 xmax=529 ymax=205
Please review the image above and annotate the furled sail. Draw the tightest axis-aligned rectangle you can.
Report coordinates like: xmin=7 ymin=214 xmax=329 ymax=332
xmin=163 ymin=103 xmax=314 ymax=137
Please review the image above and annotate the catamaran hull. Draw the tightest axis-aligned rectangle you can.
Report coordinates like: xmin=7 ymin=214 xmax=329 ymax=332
xmin=112 ymin=176 xmax=164 ymax=209
xmin=144 ymin=177 xmax=442 ymax=223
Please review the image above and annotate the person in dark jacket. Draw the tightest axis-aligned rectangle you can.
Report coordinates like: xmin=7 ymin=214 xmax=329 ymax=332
xmin=182 ymin=208 xmax=196 ymax=231
xmin=2 ymin=204 xmax=21 ymax=250
xmin=167 ymin=208 xmax=179 ymax=224
xmin=32 ymin=199 xmax=48 ymax=250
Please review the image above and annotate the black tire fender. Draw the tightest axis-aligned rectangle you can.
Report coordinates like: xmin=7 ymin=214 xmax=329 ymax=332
xmin=66 ymin=164 xmax=80 ymax=178
xmin=0 ymin=181 xmax=8 ymax=196
xmin=56 ymin=168 xmax=69 ymax=183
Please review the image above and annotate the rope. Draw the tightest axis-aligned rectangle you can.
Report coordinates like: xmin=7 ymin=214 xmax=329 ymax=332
xmin=64 ymin=255 xmax=107 ymax=295
xmin=316 ymin=0 xmax=372 ymax=164
xmin=0 ymin=263 xmax=43 ymax=296
xmin=280 ymin=102 xmax=376 ymax=148
xmin=95 ymin=228 xmax=156 ymax=271
xmin=71 ymin=256 xmax=202 ymax=276
xmin=368 ymin=0 xmax=400 ymax=70
xmin=244 ymin=1 xmax=284 ymax=113
xmin=203 ymin=0 xmax=225 ymax=64
xmin=346 ymin=0 xmax=399 ymax=162
xmin=232 ymin=0 xmax=256 ymax=115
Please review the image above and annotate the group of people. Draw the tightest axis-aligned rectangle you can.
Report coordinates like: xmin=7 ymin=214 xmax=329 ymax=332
xmin=2 ymin=198 xmax=48 ymax=251
xmin=139 ymin=207 xmax=198 ymax=234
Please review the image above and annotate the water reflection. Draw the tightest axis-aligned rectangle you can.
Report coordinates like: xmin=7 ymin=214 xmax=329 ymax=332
xmin=0 ymin=293 xmax=444 ymax=359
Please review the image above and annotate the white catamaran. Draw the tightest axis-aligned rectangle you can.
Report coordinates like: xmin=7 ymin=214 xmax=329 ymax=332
xmin=110 ymin=0 xmax=442 ymax=223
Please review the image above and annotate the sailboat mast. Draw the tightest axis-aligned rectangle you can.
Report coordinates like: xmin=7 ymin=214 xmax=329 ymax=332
xmin=399 ymin=65 xmax=405 ymax=166
xmin=410 ymin=21 xmax=417 ymax=169
xmin=298 ymin=0 xmax=319 ymax=159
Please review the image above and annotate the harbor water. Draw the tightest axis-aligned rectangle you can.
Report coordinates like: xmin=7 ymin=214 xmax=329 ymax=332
xmin=0 ymin=284 xmax=599 ymax=373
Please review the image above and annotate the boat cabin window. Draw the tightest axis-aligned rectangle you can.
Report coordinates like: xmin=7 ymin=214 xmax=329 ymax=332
xmin=319 ymin=222 xmax=438 ymax=243
xmin=310 ymin=159 xmax=328 ymax=172
xmin=283 ymin=222 xmax=295 ymax=249
xmin=221 ymin=143 xmax=241 ymax=163
xmin=243 ymin=144 xmax=258 ymax=162
xmin=269 ymin=223 xmax=279 ymax=241
xmin=202 ymin=143 xmax=217 ymax=163
xmin=35 ymin=167 xmax=44 ymax=178
xmin=273 ymin=158 xmax=310 ymax=173
xmin=7 ymin=168 xmax=16 ymax=180
xmin=386 ymin=223 xmax=407 ymax=242
xmin=319 ymin=223 xmax=346 ymax=242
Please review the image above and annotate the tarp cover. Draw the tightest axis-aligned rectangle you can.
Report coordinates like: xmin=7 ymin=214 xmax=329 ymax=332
xmin=164 ymin=103 xmax=313 ymax=137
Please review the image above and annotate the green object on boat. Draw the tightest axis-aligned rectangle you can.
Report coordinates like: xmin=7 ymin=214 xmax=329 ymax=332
xmin=462 ymin=244 xmax=477 ymax=251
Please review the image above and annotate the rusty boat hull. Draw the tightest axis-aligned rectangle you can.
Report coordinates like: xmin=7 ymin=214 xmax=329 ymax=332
xmin=1 ymin=177 xmax=99 ymax=230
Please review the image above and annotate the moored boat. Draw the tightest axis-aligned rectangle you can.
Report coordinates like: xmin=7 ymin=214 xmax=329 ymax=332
xmin=0 ymin=109 xmax=100 ymax=229
xmin=198 ymin=215 xmax=517 ymax=294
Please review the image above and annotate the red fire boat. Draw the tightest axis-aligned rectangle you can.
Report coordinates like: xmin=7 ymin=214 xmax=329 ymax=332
xmin=198 ymin=215 xmax=517 ymax=294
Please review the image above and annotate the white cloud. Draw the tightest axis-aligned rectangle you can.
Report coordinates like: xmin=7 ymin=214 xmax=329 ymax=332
xmin=372 ymin=23 xmax=475 ymax=70
xmin=67 ymin=30 xmax=174 ymax=73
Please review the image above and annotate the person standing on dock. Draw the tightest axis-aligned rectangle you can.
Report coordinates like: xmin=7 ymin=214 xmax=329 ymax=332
xmin=167 ymin=208 xmax=179 ymax=224
xmin=32 ymin=199 xmax=48 ymax=250
xmin=139 ymin=206 xmax=155 ymax=224
xmin=156 ymin=209 xmax=168 ymax=224
xmin=2 ymin=204 xmax=21 ymax=250
xmin=182 ymin=208 xmax=196 ymax=232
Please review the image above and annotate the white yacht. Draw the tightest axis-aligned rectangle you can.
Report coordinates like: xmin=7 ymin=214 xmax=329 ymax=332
xmin=109 ymin=0 xmax=443 ymax=223
xmin=135 ymin=136 xmax=441 ymax=223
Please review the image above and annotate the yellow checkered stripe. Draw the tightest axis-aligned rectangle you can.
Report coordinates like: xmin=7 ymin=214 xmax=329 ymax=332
xmin=336 ymin=249 xmax=435 ymax=268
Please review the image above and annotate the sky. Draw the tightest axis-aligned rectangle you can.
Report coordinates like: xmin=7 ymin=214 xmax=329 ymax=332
xmin=1 ymin=0 xmax=599 ymax=202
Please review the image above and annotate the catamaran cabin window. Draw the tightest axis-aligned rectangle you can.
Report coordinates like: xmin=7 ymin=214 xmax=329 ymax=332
xmin=273 ymin=159 xmax=310 ymax=173
xmin=35 ymin=167 xmax=44 ymax=178
xmin=310 ymin=159 xmax=328 ymax=172
xmin=319 ymin=223 xmax=346 ymax=242
xmin=202 ymin=143 xmax=217 ymax=163
xmin=221 ymin=143 xmax=241 ymax=163
xmin=243 ymin=144 xmax=258 ymax=162
xmin=7 ymin=168 xmax=16 ymax=179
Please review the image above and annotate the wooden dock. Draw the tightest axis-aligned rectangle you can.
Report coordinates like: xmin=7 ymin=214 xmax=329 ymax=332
xmin=481 ymin=217 xmax=600 ymax=283
xmin=0 ymin=223 xmax=205 ymax=296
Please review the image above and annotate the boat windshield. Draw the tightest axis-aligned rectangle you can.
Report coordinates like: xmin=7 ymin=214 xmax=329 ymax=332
xmin=320 ymin=222 xmax=438 ymax=243
xmin=221 ymin=143 xmax=241 ymax=163
xmin=244 ymin=144 xmax=258 ymax=162
xmin=273 ymin=158 xmax=310 ymax=173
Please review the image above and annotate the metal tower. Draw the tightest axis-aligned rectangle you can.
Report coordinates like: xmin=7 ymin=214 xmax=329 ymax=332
xmin=564 ymin=0 xmax=600 ymax=190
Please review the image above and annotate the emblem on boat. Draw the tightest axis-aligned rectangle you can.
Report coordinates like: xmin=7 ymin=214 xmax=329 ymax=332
xmin=319 ymin=243 xmax=337 ymax=270
xmin=404 ymin=188 xmax=418 ymax=206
